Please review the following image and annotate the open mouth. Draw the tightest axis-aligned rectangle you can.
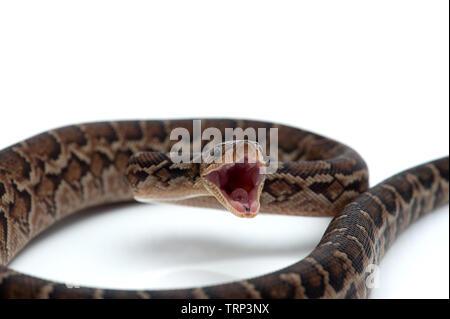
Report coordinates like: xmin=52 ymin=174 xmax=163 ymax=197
xmin=204 ymin=159 xmax=265 ymax=215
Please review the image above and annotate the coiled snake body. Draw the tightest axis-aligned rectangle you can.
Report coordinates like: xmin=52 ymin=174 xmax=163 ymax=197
xmin=0 ymin=119 xmax=448 ymax=298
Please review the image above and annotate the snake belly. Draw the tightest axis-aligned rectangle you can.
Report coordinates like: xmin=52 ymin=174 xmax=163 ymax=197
xmin=0 ymin=119 xmax=448 ymax=298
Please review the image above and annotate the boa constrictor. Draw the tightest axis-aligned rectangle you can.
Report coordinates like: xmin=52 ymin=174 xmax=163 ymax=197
xmin=0 ymin=119 xmax=448 ymax=298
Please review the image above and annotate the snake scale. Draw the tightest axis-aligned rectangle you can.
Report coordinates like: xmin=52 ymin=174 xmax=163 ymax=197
xmin=0 ymin=119 xmax=448 ymax=298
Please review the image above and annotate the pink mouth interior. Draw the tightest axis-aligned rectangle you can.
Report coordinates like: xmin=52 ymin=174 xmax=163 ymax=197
xmin=205 ymin=160 xmax=264 ymax=215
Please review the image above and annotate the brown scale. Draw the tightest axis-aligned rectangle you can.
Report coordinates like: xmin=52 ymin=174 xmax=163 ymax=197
xmin=0 ymin=119 xmax=448 ymax=298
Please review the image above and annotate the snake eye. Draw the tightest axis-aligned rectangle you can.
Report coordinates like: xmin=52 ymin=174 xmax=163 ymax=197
xmin=204 ymin=157 xmax=265 ymax=216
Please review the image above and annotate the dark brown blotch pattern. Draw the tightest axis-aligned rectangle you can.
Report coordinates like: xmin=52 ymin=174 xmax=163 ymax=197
xmin=0 ymin=121 xmax=447 ymax=300
xmin=0 ymin=149 xmax=32 ymax=181
xmin=55 ymin=125 xmax=88 ymax=147
xmin=8 ymin=186 xmax=32 ymax=236
xmin=114 ymin=121 xmax=144 ymax=141
xmin=26 ymin=133 xmax=62 ymax=161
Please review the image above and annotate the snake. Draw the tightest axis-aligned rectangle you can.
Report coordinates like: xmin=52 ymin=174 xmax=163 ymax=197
xmin=0 ymin=119 xmax=448 ymax=299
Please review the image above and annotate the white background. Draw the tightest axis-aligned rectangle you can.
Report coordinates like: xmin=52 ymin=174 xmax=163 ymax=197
xmin=0 ymin=1 xmax=448 ymax=298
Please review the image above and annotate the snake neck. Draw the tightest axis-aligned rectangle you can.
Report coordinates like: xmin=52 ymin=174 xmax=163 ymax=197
xmin=127 ymin=151 xmax=207 ymax=203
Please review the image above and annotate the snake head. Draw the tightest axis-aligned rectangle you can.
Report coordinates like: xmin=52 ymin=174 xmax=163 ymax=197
xmin=201 ymin=140 xmax=267 ymax=218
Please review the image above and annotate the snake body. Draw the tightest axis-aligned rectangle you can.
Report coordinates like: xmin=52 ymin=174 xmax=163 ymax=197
xmin=0 ymin=119 xmax=448 ymax=298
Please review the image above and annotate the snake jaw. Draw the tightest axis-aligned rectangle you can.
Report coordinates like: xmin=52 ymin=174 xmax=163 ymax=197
xmin=201 ymin=141 xmax=267 ymax=218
